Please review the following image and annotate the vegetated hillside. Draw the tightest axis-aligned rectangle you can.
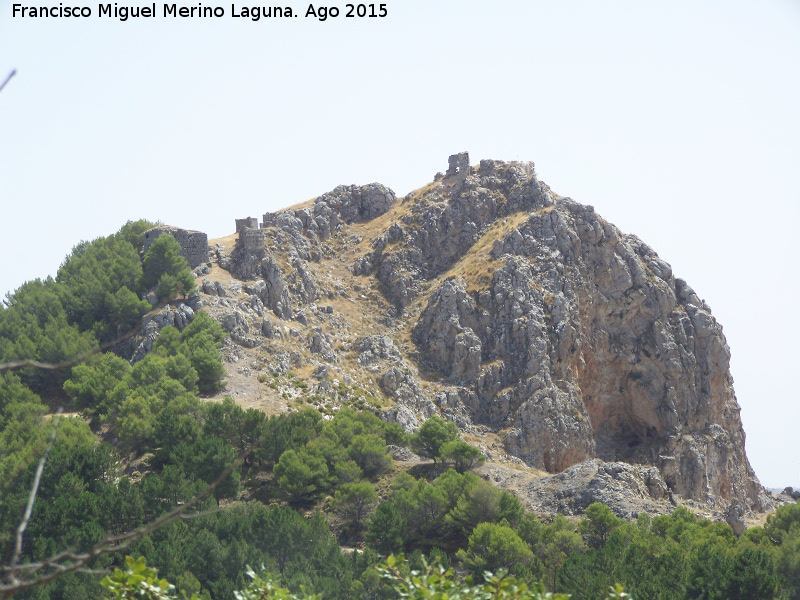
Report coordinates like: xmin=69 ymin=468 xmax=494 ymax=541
xmin=137 ymin=156 xmax=778 ymax=521
xmin=4 ymin=158 xmax=800 ymax=600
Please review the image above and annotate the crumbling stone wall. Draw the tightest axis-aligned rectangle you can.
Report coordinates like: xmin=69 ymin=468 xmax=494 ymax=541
xmin=142 ymin=226 xmax=208 ymax=268
xmin=228 ymin=224 xmax=267 ymax=280
xmin=235 ymin=217 xmax=259 ymax=233
xmin=239 ymin=227 xmax=265 ymax=252
xmin=262 ymin=212 xmax=277 ymax=227
xmin=447 ymin=152 xmax=470 ymax=177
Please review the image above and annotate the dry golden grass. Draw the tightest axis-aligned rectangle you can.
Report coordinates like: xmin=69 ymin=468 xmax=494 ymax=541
xmin=430 ymin=209 xmax=532 ymax=294
xmin=203 ymin=180 xmax=551 ymax=421
xmin=388 ymin=213 xmax=536 ymax=386
xmin=347 ymin=197 xmax=419 ymax=257
xmin=279 ymin=197 xmax=317 ymax=213
xmin=534 ymin=204 xmax=557 ymax=217
xmin=196 ymin=264 xmax=236 ymax=288
xmin=191 ymin=180 xmax=581 ymax=505
xmin=209 ymin=232 xmax=238 ymax=246
xmin=746 ymin=514 xmax=770 ymax=527
xmin=404 ymin=179 xmax=440 ymax=202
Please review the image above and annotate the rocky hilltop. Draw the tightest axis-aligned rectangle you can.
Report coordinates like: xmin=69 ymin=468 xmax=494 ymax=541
xmin=136 ymin=154 xmax=772 ymax=519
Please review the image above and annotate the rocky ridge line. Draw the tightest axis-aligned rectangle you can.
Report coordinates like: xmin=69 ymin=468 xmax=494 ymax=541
xmin=131 ymin=155 xmax=775 ymax=520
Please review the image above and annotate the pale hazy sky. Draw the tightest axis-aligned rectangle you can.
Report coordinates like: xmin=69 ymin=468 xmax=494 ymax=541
xmin=1 ymin=1 xmax=798 ymax=489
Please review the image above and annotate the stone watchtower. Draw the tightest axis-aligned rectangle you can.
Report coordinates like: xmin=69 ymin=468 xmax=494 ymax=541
xmin=235 ymin=217 xmax=265 ymax=253
xmin=235 ymin=217 xmax=259 ymax=234
xmin=447 ymin=152 xmax=470 ymax=178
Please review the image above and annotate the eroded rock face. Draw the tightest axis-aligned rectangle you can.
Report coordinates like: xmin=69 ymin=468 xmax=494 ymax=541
xmin=206 ymin=158 xmax=769 ymax=514
xmin=250 ymin=258 xmax=293 ymax=320
xmin=355 ymin=335 xmax=436 ymax=431
xmin=262 ymin=183 xmax=397 ymax=242
xmin=516 ymin=459 xmax=675 ymax=519
xmin=413 ymin=280 xmax=482 ymax=382
xmin=414 ymin=268 xmax=596 ymax=473
xmin=354 ymin=161 xmax=546 ymax=309
xmin=315 ymin=183 xmax=396 ymax=225
xmin=403 ymin=165 xmax=768 ymax=511
xmin=130 ymin=302 xmax=196 ymax=362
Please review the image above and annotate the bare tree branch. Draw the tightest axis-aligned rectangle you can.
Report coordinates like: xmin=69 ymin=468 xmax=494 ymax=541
xmin=0 ymin=70 xmax=15 ymax=95
xmin=0 ymin=292 xmax=223 ymax=596
xmin=7 ymin=410 xmax=62 ymax=584
xmin=0 ymin=300 xmax=177 ymax=374
xmin=0 ymin=424 xmax=54 ymax=490
xmin=0 ymin=324 xmax=141 ymax=373
xmin=0 ymin=432 xmax=260 ymax=598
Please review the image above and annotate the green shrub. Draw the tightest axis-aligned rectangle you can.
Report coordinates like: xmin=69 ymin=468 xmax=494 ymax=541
xmin=411 ymin=416 xmax=459 ymax=463
xmin=274 ymin=448 xmax=330 ymax=504
xmin=439 ymin=440 xmax=485 ymax=473
xmin=141 ymin=234 xmax=195 ymax=300
xmin=456 ymin=522 xmax=536 ymax=577
xmin=331 ymin=482 xmax=378 ymax=533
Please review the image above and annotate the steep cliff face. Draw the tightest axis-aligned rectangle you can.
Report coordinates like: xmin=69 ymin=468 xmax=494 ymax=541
xmin=356 ymin=160 xmax=766 ymax=511
xmin=196 ymin=157 xmax=770 ymax=514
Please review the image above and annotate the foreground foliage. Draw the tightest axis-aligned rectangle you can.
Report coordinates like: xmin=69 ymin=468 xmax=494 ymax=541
xmin=102 ymin=555 xmax=638 ymax=600
xmin=102 ymin=556 xmax=199 ymax=600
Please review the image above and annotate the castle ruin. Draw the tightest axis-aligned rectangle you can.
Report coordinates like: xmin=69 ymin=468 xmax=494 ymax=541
xmin=235 ymin=217 xmax=259 ymax=233
xmin=239 ymin=226 xmax=265 ymax=253
xmin=235 ymin=217 xmax=265 ymax=253
xmin=447 ymin=152 xmax=470 ymax=178
xmin=262 ymin=212 xmax=277 ymax=228
xmin=142 ymin=226 xmax=209 ymax=269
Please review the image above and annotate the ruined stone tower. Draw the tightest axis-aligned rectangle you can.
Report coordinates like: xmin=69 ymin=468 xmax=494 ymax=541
xmin=447 ymin=152 xmax=470 ymax=178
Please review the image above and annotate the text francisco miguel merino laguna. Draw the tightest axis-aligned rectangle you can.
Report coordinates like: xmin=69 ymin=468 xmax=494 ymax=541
xmin=10 ymin=3 xmax=338 ymax=20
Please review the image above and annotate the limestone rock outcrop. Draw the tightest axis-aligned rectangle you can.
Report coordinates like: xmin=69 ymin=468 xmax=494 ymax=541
xmin=262 ymin=183 xmax=396 ymax=243
xmin=377 ymin=161 xmax=767 ymax=512
xmin=198 ymin=158 xmax=771 ymax=515
xmin=512 ymin=459 xmax=675 ymax=519
xmin=130 ymin=301 xmax=197 ymax=362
